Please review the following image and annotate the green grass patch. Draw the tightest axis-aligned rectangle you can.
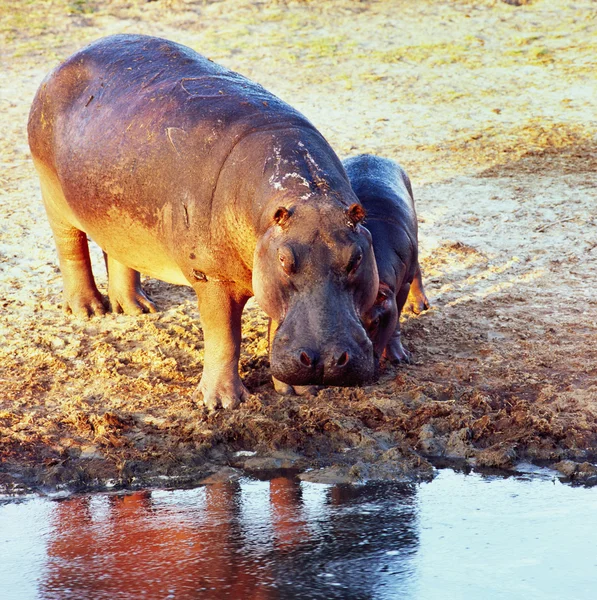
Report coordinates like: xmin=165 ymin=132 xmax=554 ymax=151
xmin=68 ymin=0 xmax=96 ymax=15
xmin=528 ymin=47 xmax=555 ymax=64
xmin=371 ymin=42 xmax=481 ymax=67
xmin=291 ymin=35 xmax=356 ymax=61
xmin=505 ymin=45 xmax=555 ymax=65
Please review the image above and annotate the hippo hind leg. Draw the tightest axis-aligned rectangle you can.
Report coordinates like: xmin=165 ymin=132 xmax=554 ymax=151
xmin=104 ymin=254 xmax=157 ymax=315
xmin=406 ymin=265 xmax=430 ymax=315
xmin=39 ymin=172 xmax=106 ymax=318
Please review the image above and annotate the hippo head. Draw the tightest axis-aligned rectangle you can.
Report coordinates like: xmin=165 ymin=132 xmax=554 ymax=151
xmin=361 ymin=282 xmax=398 ymax=362
xmin=253 ymin=200 xmax=378 ymax=387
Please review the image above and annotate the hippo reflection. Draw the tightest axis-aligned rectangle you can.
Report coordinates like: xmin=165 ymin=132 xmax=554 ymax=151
xmin=40 ymin=478 xmax=418 ymax=599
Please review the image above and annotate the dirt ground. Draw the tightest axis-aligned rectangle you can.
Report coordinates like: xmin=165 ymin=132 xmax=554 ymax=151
xmin=1 ymin=0 xmax=596 ymax=492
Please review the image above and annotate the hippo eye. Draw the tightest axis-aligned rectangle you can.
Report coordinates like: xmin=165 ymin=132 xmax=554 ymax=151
xmin=278 ymin=246 xmax=296 ymax=275
xmin=369 ymin=316 xmax=381 ymax=333
xmin=347 ymin=250 xmax=363 ymax=274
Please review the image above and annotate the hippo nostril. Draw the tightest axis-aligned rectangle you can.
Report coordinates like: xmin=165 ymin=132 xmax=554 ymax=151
xmin=336 ymin=351 xmax=350 ymax=368
xmin=299 ymin=349 xmax=319 ymax=368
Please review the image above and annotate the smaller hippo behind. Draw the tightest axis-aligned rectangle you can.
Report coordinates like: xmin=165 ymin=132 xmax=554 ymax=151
xmin=343 ymin=155 xmax=429 ymax=364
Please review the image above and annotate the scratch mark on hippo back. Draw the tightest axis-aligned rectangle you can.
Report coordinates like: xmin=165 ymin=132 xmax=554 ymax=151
xmin=303 ymin=153 xmax=330 ymax=192
xmin=141 ymin=69 xmax=165 ymax=88
xmin=282 ymin=171 xmax=311 ymax=188
xmin=182 ymin=203 xmax=190 ymax=228
xmin=268 ymin=143 xmax=287 ymax=190
xmin=179 ymin=76 xmax=233 ymax=98
xmin=165 ymin=126 xmax=187 ymax=156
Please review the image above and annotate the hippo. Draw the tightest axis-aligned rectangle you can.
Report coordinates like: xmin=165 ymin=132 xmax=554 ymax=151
xmin=343 ymin=155 xmax=429 ymax=364
xmin=28 ymin=34 xmax=379 ymax=409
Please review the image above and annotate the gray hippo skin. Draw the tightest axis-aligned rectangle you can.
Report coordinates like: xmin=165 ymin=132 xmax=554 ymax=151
xmin=28 ymin=35 xmax=379 ymax=409
xmin=343 ymin=155 xmax=429 ymax=364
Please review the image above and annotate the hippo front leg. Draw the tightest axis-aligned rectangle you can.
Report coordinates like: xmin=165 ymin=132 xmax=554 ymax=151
xmin=272 ymin=376 xmax=320 ymax=397
xmin=383 ymin=282 xmax=412 ymax=364
xmin=383 ymin=330 xmax=411 ymax=364
xmin=194 ymin=281 xmax=250 ymax=410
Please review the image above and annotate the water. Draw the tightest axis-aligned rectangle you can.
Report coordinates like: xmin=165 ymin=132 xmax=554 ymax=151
xmin=1 ymin=469 xmax=596 ymax=600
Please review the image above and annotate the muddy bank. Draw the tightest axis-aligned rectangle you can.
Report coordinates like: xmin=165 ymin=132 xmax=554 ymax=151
xmin=2 ymin=271 xmax=596 ymax=492
xmin=1 ymin=0 xmax=597 ymax=492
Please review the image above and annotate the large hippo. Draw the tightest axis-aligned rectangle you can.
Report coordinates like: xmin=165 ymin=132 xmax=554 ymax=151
xmin=28 ymin=35 xmax=379 ymax=409
xmin=343 ymin=155 xmax=429 ymax=363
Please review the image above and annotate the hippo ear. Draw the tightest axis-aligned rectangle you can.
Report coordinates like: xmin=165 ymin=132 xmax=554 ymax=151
xmin=273 ymin=206 xmax=291 ymax=228
xmin=347 ymin=203 xmax=366 ymax=227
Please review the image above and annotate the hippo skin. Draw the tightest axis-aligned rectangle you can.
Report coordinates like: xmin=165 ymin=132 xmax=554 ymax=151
xmin=28 ymin=35 xmax=379 ymax=409
xmin=344 ymin=155 xmax=429 ymax=364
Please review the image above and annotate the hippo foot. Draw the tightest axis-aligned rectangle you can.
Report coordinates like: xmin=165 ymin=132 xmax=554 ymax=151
xmin=109 ymin=289 xmax=157 ymax=315
xmin=294 ymin=385 xmax=321 ymax=396
xmin=194 ymin=377 xmax=250 ymax=411
xmin=272 ymin=377 xmax=321 ymax=396
xmin=383 ymin=340 xmax=412 ymax=365
xmin=406 ymin=292 xmax=430 ymax=315
xmin=62 ymin=289 xmax=107 ymax=318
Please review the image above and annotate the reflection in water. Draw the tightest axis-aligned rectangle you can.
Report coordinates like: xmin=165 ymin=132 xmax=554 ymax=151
xmin=38 ymin=478 xmax=417 ymax=599
xmin=1 ymin=470 xmax=596 ymax=600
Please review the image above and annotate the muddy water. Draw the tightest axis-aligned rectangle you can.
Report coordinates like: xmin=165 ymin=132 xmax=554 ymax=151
xmin=1 ymin=469 xmax=595 ymax=600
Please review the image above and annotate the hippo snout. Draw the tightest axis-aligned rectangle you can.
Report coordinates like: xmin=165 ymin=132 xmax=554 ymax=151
xmin=271 ymin=336 xmax=375 ymax=387
xmin=281 ymin=347 xmax=324 ymax=384
xmin=323 ymin=345 xmax=368 ymax=385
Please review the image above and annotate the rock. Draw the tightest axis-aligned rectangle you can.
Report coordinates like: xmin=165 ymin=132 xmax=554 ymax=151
xmin=445 ymin=428 xmax=473 ymax=458
xmin=299 ymin=466 xmax=354 ymax=485
xmin=501 ymin=0 xmax=533 ymax=6
xmin=577 ymin=462 xmax=597 ymax=475
xmin=576 ymin=462 xmax=597 ymax=483
xmin=49 ymin=335 xmax=66 ymax=348
xmin=554 ymin=460 xmax=597 ymax=483
xmin=418 ymin=424 xmax=446 ymax=456
xmin=199 ymin=467 xmax=243 ymax=484
xmin=242 ymin=451 xmax=305 ymax=471
xmin=476 ymin=445 xmax=517 ymax=469
xmin=554 ymin=460 xmax=578 ymax=478
xmin=79 ymin=445 xmax=103 ymax=460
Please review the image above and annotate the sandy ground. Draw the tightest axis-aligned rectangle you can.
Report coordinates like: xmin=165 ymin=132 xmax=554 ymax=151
xmin=1 ymin=0 xmax=596 ymax=492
